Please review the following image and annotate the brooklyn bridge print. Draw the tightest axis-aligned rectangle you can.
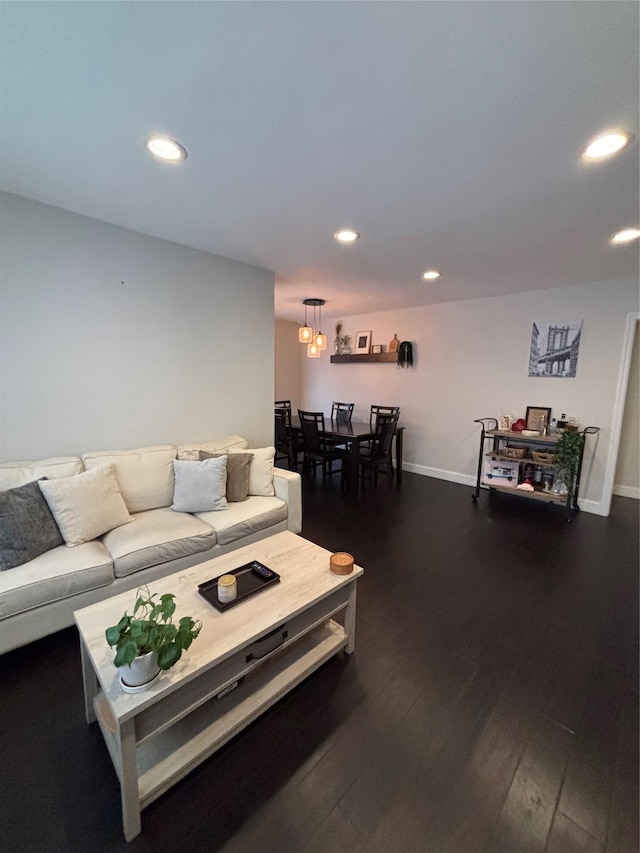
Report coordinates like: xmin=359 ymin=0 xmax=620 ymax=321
xmin=528 ymin=320 xmax=582 ymax=377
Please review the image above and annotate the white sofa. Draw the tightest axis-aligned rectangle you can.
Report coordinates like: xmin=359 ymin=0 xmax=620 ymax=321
xmin=0 ymin=435 xmax=302 ymax=654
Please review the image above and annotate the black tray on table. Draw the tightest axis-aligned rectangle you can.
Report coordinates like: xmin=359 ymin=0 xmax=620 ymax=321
xmin=198 ymin=561 xmax=280 ymax=612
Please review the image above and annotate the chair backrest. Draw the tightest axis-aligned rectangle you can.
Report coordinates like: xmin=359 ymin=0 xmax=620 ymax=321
xmin=275 ymin=400 xmax=292 ymax=411
xmin=274 ymin=407 xmax=292 ymax=452
xmin=331 ymin=401 xmax=354 ymax=426
xmin=370 ymin=412 xmax=399 ymax=461
xmin=370 ymin=404 xmax=400 ymax=428
xmin=297 ymin=410 xmax=326 ymax=455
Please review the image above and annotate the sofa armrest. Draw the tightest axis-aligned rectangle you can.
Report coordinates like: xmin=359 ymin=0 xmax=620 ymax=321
xmin=273 ymin=468 xmax=302 ymax=533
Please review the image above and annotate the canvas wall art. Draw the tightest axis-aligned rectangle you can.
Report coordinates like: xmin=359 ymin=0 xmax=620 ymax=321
xmin=528 ymin=320 xmax=582 ymax=377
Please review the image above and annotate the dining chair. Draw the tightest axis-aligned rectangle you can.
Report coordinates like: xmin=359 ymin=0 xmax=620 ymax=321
xmin=329 ymin=401 xmax=355 ymax=449
xmin=274 ymin=407 xmax=303 ymax=471
xmin=344 ymin=411 xmax=399 ymax=487
xmin=369 ymin=404 xmax=400 ymax=427
xmin=297 ymin=410 xmax=346 ymax=481
xmin=331 ymin=401 xmax=354 ymax=425
xmin=274 ymin=400 xmax=292 ymax=411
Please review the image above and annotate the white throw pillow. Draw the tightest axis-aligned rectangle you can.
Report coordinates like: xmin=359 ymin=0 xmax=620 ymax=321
xmin=171 ymin=457 xmax=228 ymax=513
xmin=39 ymin=464 xmax=133 ymax=547
xmin=82 ymin=445 xmax=176 ymax=512
xmin=230 ymin=446 xmax=275 ymax=496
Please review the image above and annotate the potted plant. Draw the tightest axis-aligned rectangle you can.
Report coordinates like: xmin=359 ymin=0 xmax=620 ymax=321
xmin=105 ymin=586 xmax=202 ymax=691
xmin=334 ymin=322 xmax=351 ymax=355
xmin=553 ymin=429 xmax=585 ymax=495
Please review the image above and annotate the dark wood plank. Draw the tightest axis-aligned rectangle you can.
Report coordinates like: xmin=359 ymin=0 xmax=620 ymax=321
xmin=485 ymin=715 xmax=573 ymax=853
xmin=546 ymin=811 xmax=605 ymax=853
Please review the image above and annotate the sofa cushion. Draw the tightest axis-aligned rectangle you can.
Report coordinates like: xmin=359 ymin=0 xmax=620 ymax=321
xmin=0 ymin=541 xmax=114 ymax=620
xmin=101 ymin=507 xmax=217 ymax=578
xmin=177 ymin=436 xmax=248 ymax=461
xmin=82 ymin=445 xmax=176 ymax=512
xmin=230 ymin=446 xmax=275 ymax=497
xmin=200 ymin=451 xmax=252 ymax=502
xmin=196 ymin=496 xmax=287 ymax=546
xmin=0 ymin=457 xmax=83 ymax=491
xmin=0 ymin=480 xmax=64 ymax=570
xmin=39 ymin=465 xmax=133 ymax=546
xmin=171 ymin=458 xmax=228 ymax=513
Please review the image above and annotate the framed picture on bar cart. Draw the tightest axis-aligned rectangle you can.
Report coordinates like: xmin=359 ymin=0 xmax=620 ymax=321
xmin=525 ymin=406 xmax=552 ymax=432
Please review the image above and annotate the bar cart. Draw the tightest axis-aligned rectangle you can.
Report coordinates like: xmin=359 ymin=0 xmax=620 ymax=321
xmin=472 ymin=418 xmax=599 ymax=519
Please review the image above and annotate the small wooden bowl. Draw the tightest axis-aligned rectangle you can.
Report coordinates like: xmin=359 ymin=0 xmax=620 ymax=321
xmin=330 ymin=552 xmax=354 ymax=575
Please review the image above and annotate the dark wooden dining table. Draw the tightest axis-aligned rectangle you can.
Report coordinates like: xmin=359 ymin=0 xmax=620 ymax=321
xmin=290 ymin=415 xmax=404 ymax=493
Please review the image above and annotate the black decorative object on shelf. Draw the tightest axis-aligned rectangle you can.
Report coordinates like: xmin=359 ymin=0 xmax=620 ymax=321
xmin=398 ymin=341 xmax=413 ymax=368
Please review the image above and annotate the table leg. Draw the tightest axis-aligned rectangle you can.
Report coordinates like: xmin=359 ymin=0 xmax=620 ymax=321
xmin=344 ymin=583 xmax=357 ymax=654
xmin=79 ymin=636 xmax=99 ymax=724
xmin=118 ymin=718 xmax=142 ymax=841
xmin=350 ymin=438 xmax=361 ymax=494
xmin=395 ymin=428 xmax=404 ymax=484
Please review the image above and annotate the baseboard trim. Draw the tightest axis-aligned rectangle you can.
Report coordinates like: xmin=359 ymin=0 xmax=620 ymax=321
xmin=613 ymin=484 xmax=640 ymax=500
xmin=402 ymin=463 xmax=477 ymax=488
xmin=401 ymin=465 xmax=606 ymax=515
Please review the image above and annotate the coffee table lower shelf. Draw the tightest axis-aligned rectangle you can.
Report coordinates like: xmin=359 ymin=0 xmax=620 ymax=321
xmin=95 ymin=620 xmax=346 ymax=829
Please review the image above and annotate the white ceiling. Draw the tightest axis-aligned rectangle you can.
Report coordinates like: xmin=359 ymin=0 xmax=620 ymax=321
xmin=1 ymin=2 xmax=638 ymax=323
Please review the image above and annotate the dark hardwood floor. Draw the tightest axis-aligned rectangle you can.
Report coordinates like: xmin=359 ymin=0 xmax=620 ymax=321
xmin=1 ymin=473 xmax=638 ymax=853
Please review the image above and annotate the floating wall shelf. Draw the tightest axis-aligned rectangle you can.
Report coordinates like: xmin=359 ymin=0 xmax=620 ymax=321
xmin=330 ymin=353 xmax=399 ymax=364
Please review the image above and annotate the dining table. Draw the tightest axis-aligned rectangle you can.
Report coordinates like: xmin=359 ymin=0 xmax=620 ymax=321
xmin=290 ymin=415 xmax=404 ymax=494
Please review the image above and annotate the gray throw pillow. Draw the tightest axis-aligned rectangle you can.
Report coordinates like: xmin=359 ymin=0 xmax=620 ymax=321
xmin=171 ymin=457 xmax=228 ymax=513
xmin=199 ymin=451 xmax=252 ymax=502
xmin=0 ymin=479 xmax=64 ymax=570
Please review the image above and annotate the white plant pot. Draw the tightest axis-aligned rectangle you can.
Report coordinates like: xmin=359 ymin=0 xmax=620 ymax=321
xmin=118 ymin=650 xmax=161 ymax=692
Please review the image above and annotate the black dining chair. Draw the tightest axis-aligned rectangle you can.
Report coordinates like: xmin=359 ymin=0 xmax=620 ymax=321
xmin=330 ymin=401 xmax=355 ymax=449
xmin=274 ymin=407 xmax=303 ymax=471
xmin=369 ymin=404 xmax=400 ymax=427
xmin=297 ymin=410 xmax=346 ymax=481
xmin=344 ymin=411 xmax=399 ymax=487
xmin=275 ymin=400 xmax=292 ymax=412
xmin=361 ymin=405 xmax=400 ymax=451
xmin=331 ymin=401 xmax=354 ymax=425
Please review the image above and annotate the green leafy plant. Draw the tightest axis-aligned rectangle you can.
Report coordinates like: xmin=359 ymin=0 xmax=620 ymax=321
xmin=553 ymin=430 xmax=585 ymax=492
xmin=105 ymin=586 xmax=202 ymax=671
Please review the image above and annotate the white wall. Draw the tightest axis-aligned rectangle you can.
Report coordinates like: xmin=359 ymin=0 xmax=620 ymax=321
xmin=274 ymin=319 xmax=302 ymax=409
xmin=0 ymin=193 xmax=275 ymax=459
xmin=290 ymin=278 xmax=639 ymax=515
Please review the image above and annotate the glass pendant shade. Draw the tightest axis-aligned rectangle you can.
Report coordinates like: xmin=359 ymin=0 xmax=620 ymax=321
xmin=314 ymin=331 xmax=327 ymax=350
xmin=298 ymin=325 xmax=313 ymax=343
xmin=307 ymin=342 xmax=321 ymax=358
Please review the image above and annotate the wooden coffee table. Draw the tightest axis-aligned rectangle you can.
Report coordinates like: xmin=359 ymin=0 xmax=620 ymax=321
xmin=74 ymin=531 xmax=363 ymax=841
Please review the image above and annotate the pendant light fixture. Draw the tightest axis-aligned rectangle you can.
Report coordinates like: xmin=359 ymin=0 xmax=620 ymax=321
xmin=298 ymin=299 xmax=326 ymax=355
xmin=298 ymin=300 xmax=313 ymax=343
xmin=313 ymin=300 xmax=327 ymax=350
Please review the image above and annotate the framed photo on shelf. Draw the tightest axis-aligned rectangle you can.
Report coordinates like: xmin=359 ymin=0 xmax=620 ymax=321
xmin=371 ymin=344 xmax=383 ymax=354
xmin=355 ymin=331 xmax=372 ymax=354
xmin=525 ymin=406 xmax=551 ymax=431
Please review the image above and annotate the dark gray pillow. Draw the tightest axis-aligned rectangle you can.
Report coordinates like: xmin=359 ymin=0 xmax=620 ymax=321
xmin=199 ymin=451 xmax=252 ymax=502
xmin=0 ymin=479 xmax=64 ymax=570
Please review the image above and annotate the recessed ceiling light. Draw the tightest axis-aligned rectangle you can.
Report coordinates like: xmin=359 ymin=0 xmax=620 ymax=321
xmin=145 ymin=135 xmax=187 ymax=163
xmin=334 ymin=229 xmax=360 ymax=243
xmin=611 ymin=227 xmax=640 ymax=244
xmin=422 ymin=270 xmax=442 ymax=280
xmin=581 ymin=130 xmax=632 ymax=161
